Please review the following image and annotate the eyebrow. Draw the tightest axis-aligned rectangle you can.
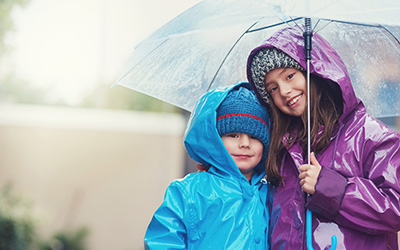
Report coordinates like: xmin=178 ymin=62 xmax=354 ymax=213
xmin=277 ymin=68 xmax=288 ymax=77
xmin=265 ymin=68 xmax=291 ymax=84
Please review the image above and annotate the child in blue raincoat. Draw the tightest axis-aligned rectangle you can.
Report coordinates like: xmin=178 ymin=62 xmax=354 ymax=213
xmin=144 ymin=82 xmax=271 ymax=249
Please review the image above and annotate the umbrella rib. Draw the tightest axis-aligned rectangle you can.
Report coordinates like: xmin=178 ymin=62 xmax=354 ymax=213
xmin=205 ymin=21 xmax=259 ymax=92
xmin=111 ymin=38 xmax=170 ymax=87
xmin=247 ymin=17 xmax=303 ymax=33
xmin=312 ymin=19 xmax=400 ymax=49
xmin=378 ymin=25 xmax=400 ymax=48
xmin=206 ymin=18 xmax=302 ymax=92
xmin=310 ymin=17 xmax=386 ymax=34
xmin=320 ymin=18 xmax=381 ymax=28
xmin=313 ymin=19 xmax=333 ymax=34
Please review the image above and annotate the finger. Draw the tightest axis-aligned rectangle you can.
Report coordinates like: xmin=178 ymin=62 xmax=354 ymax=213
xmin=301 ymin=182 xmax=311 ymax=194
xmin=309 ymin=152 xmax=320 ymax=167
xmin=299 ymin=171 xmax=310 ymax=179
xmin=298 ymin=164 xmax=309 ymax=172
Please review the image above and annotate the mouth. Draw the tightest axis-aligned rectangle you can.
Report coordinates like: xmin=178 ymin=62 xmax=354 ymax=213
xmin=233 ymin=154 xmax=252 ymax=159
xmin=288 ymin=94 xmax=302 ymax=107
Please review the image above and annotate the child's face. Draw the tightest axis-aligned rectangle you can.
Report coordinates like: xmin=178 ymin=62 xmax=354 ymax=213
xmin=221 ymin=133 xmax=263 ymax=181
xmin=264 ymin=68 xmax=306 ymax=117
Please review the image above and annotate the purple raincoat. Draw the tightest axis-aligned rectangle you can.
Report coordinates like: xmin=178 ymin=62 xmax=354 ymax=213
xmin=247 ymin=27 xmax=400 ymax=249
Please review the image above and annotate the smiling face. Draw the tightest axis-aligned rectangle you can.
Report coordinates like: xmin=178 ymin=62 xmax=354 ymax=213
xmin=221 ymin=133 xmax=263 ymax=181
xmin=264 ymin=68 xmax=307 ymax=117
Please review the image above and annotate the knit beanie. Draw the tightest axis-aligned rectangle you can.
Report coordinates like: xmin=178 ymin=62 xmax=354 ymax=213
xmin=216 ymin=86 xmax=271 ymax=161
xmin=249 ymin=47 xmax=304 ymax=104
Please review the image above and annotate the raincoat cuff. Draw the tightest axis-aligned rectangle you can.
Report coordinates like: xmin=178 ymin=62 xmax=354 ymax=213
xmin=306 ymin=166 xmax=347 ymax=219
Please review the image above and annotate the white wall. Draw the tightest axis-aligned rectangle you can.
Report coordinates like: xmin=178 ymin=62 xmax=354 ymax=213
xmin=0 ymin=104 xmax=187 ymax=250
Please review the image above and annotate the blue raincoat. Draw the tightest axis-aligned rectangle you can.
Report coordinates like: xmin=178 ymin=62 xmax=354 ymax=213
xmin=144 ymin=82 xmax=270 ymax=249
xmin=247 ymin=27 xmax=400 ymax=249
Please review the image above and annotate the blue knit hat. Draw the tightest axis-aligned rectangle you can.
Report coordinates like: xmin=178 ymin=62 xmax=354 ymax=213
xmin=216 ymin=86 xmax=271 ymax=160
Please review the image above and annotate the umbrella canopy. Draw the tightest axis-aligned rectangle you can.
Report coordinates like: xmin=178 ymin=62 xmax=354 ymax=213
xmin=113 ymin=0 xmax=400 ymax=117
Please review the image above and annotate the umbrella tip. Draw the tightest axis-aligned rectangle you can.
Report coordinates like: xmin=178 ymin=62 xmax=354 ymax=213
xmin=110 ymin=82 xmax=118 ymax=89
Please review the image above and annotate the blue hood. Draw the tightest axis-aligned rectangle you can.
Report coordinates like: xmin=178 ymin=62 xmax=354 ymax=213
xmin=184 ymin=82 xmax=268 ymax=184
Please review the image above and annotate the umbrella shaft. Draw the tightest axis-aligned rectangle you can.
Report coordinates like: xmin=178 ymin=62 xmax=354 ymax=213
xmin=307 ymin=59 xmax=311 ymax=165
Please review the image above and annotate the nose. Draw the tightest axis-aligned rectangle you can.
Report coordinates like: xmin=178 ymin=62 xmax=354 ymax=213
xmin=239 ymin=134 xmax=251 ymax=148
xmin=279 ymin=82 xmax=292 ymax=96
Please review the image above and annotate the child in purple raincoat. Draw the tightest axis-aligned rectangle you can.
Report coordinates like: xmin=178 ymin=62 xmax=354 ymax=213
xmin=247 ymin=26 xmax=400 ymax=249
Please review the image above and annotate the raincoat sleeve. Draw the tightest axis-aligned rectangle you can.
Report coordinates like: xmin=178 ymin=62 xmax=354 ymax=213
xmin=307 ymin=130 xmax=400 ymax=235
xmin=144 ymin=181 xmax=188 ymax=249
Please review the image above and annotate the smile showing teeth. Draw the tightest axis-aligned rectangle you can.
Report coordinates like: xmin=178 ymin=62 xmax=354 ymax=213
xmin=288 ymin=95 xmax=301 ymax=106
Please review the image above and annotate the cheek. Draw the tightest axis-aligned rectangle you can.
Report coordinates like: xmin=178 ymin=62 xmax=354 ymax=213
xmin=295 ymin=77 xmax=307 ymax=91
xmin=257 ymin=147 xmax=264 ymax=157
xmin=253 ymin=142 xmax=264 ymax=157
xmin=271 ymin=95 xmax=285 ymax=109
xmin=221 ymin=140 xmax=235 ymax=153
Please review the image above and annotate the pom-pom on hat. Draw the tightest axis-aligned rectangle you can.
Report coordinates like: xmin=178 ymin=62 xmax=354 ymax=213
xmin=249 ymin=47 xmax=304 ymax=104
xmin=216 ymin=86 xmax=271 ymax=160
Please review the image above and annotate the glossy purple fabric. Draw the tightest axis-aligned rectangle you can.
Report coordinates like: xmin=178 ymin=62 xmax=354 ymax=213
xmin=247 ymin=27 xmax=400 ymax=250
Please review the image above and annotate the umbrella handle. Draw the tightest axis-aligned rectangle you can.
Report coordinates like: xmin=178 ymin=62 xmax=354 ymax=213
xmin=306 ymin=209 xmax=337 ymax=250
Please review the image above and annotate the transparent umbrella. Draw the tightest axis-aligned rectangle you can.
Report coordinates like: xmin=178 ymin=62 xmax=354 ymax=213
xmin=113 ymin=0 xmax=400 ymax=118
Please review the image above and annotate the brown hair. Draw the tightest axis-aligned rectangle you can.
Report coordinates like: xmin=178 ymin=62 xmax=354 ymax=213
xmin=266 ymin=73 xmax=343 ymax=187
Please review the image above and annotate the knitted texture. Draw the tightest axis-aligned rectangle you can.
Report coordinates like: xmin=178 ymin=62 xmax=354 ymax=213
xmin=250 ymin=47 xmax=304 ymax=104
xmin=216 ymin=86 xmax=271 ymax=159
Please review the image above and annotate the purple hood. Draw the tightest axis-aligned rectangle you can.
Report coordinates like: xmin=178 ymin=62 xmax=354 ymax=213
xmin=247 ymin=27 xmax=400 ymax=249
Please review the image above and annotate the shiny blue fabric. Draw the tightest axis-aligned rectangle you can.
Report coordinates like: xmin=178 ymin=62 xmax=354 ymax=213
xmin=144 ymin=82 xmax=270 ymax=249
xmin=247 ymin=27 xmax=400 ymax=249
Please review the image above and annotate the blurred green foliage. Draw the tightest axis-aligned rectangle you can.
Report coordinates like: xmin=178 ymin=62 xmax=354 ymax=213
xmin=0 ymin=75 xmax=48 ymax=105
xmin=0 ymin=0 xmax=30 ymax=54
xmin=0 ymin=183 xmax=36 ymax=250
xmin=0 ymin=183 xmax=90 ymax=250
xmin=37 ymin=227 xmax=89 ymax=250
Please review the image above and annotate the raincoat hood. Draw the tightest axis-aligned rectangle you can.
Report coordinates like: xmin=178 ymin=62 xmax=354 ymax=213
xmin=184 ymin=82 xmax=269 ymax=184
xmin=247 ymin=26 xmax=361 ymax=121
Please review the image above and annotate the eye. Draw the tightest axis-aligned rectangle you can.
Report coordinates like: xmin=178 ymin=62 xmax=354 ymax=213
xmin=226 ymin=133 xmax=238 ymax=138
xmin=267 ymin=86 xmax=278 ymax=94
xmin=286 ymin=72 xmax=295 ymax=80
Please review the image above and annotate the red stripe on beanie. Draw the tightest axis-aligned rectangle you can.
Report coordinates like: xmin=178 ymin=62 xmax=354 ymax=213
xmin=217 ymin=113 xmax=270 ymax=133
